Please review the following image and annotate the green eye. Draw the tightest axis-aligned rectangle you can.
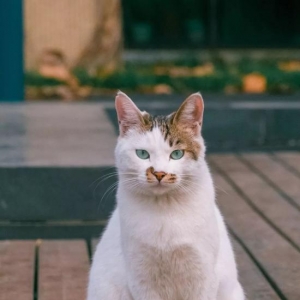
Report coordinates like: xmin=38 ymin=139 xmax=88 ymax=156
xmin=170 ymin=150 xmax=184 ymax=160
xmin=136 ymin=149 xmax=150 ymax=159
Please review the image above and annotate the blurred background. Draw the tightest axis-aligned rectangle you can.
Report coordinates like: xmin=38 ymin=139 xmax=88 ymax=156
xmin=1 ymin=3 xmax=300 ymax=299
xmin=2 ymin=0 xmax=300 ymax=101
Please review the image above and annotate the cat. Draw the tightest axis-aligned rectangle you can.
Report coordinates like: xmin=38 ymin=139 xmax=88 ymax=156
xmin=87 ymin=92 xmax=245 ymax=300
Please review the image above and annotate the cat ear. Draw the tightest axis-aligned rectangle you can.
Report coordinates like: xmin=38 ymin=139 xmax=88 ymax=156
xmin=173 ymin=93 xmax=204 ymax=135
xmin=115 ymin=91 xmax=144 ymax=136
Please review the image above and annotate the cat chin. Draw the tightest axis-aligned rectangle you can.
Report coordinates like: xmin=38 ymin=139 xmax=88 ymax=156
xmin=144 ymin=183 xmax=181 ymax=197
xmin=150 ymin=185 xmax=172 ymax=196
xmin=123 ymin=182 xmax=177 ymax=197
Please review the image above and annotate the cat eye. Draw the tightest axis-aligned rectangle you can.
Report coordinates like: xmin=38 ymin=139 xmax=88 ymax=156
xmin=136 ymin=149 xmax=150 ymax=160
xmin=170 ymin=150 xmax=184 ymax=160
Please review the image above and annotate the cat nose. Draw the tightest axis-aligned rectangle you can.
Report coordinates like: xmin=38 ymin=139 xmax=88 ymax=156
xmin=153 ymin=171 xmax=167 ymax=182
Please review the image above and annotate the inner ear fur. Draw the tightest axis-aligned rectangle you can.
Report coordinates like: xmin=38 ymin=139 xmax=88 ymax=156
xmin=115 ymin=91 xmax=150 ymax=136
xmin=172 ymin=93 xmax=204 ymax=134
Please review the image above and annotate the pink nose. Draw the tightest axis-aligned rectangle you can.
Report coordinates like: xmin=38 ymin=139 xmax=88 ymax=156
xmin=153 ymin=171 xmax=166 ymax=182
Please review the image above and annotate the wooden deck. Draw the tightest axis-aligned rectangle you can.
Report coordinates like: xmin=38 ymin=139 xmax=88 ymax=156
xmin=1 ymin=152 xmax=300 ymax=300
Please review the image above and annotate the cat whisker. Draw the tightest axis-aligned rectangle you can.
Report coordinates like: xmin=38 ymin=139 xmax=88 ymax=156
xmin=92 ymin=173 xmax=120 ymax=200
xmin=176 ymin=183 xmax=192 ymax=197
xmin=118 ymin=173 xmax=140 ymax=177
xmin=176 ymin=173 xmax=201 ymax=177
xmin=91 ymin=172 xmax=138 ymax=198
xmin=176 ymin=181 xmax=204 ymax=196
xmin=121 ymin=178 xmax=144 ymax=192
xmin=90 ymin=171 xmax=118 ymax=188
xmin=98 ymin=181 xmax=120 ymax=211
xmin=214 ymin=185 xmax=230 ymax=196
xmin=178 ymin=178 xmax=203 ymax=187
xmin=90 ymin=170 xmax=137 ymax=185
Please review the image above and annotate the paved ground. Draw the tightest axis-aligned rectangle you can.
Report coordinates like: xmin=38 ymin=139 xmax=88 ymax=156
xmin=0 ymin=103 xmax=117 ymax=166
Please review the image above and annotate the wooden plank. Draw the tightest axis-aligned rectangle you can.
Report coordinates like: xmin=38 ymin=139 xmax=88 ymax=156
xmin=241 ymin=153 xmax=300 ymax=207
xmin=231 ymin=238 xmax=280 ymax=300
xmin=274 ymin=152 xmax=300 ymax=173
xmin=39 ymin=240 xmax=89 ymax=300
xmin=0 ymin=240 xmax=35 ymax=300
xmin=209 ymin=154 xmax=300 ymax=250
xmin=210 ymin=169 xmax=300 ymax=299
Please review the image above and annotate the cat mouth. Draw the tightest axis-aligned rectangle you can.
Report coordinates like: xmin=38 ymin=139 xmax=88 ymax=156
xmin=152 ymin=181 xmax=174 ymax=189
xmin=146 ymin=178 xmax=177 ymax=190
xmin=155 ymin=182 xmax=166 ymax=187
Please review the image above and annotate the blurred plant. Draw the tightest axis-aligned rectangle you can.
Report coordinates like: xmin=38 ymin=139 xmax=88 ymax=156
xmin=33 ymin=49 xmax=91 ymax=100
xmin=25 ymin=57 xmax=300 ymax=99
xmin=242 ymin=73 xmax=267 ymax=93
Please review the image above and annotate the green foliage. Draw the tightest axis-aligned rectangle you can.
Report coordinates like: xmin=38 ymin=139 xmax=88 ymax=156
xmin=267 ymin=71 xmax=300 ymax=94
xmin=25 ymin=58 xmax=300 ymax=95
xmin=25 ymin=72 xmax=64 ymax=86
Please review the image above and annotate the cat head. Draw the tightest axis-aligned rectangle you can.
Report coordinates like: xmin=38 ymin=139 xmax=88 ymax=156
xmin=115 ymin=91 xmax=205 ymax=196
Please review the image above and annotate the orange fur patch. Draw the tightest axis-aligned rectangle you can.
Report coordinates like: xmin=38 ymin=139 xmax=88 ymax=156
xmin=146 ymin=167 xmax=177 ymax=184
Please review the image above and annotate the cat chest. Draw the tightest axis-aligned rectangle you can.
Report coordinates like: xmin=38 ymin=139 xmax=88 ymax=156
xmin=129 ymin=243 xmax=212 ymax=299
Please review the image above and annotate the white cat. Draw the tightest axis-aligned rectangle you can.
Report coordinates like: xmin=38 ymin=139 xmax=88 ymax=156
xmin=87 ymin=92 xmax=245 ymax=300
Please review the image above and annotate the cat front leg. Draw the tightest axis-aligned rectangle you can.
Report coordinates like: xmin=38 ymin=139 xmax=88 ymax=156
xmin=120 ymin=287 xmax=134 ymax=300
xmin=199 ymin=276 xmax=219 ymax=300
xmin=127 ymin=284 xmax=162 ymax=300
xmin=129 ymin=290 xmax=162 ymax=300
xmin=217 ymin=281 xmax=245 ymax=300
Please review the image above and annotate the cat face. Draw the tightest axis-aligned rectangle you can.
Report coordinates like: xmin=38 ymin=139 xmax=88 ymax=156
xmin=115 ymin=92 xmax=205 ymax=196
